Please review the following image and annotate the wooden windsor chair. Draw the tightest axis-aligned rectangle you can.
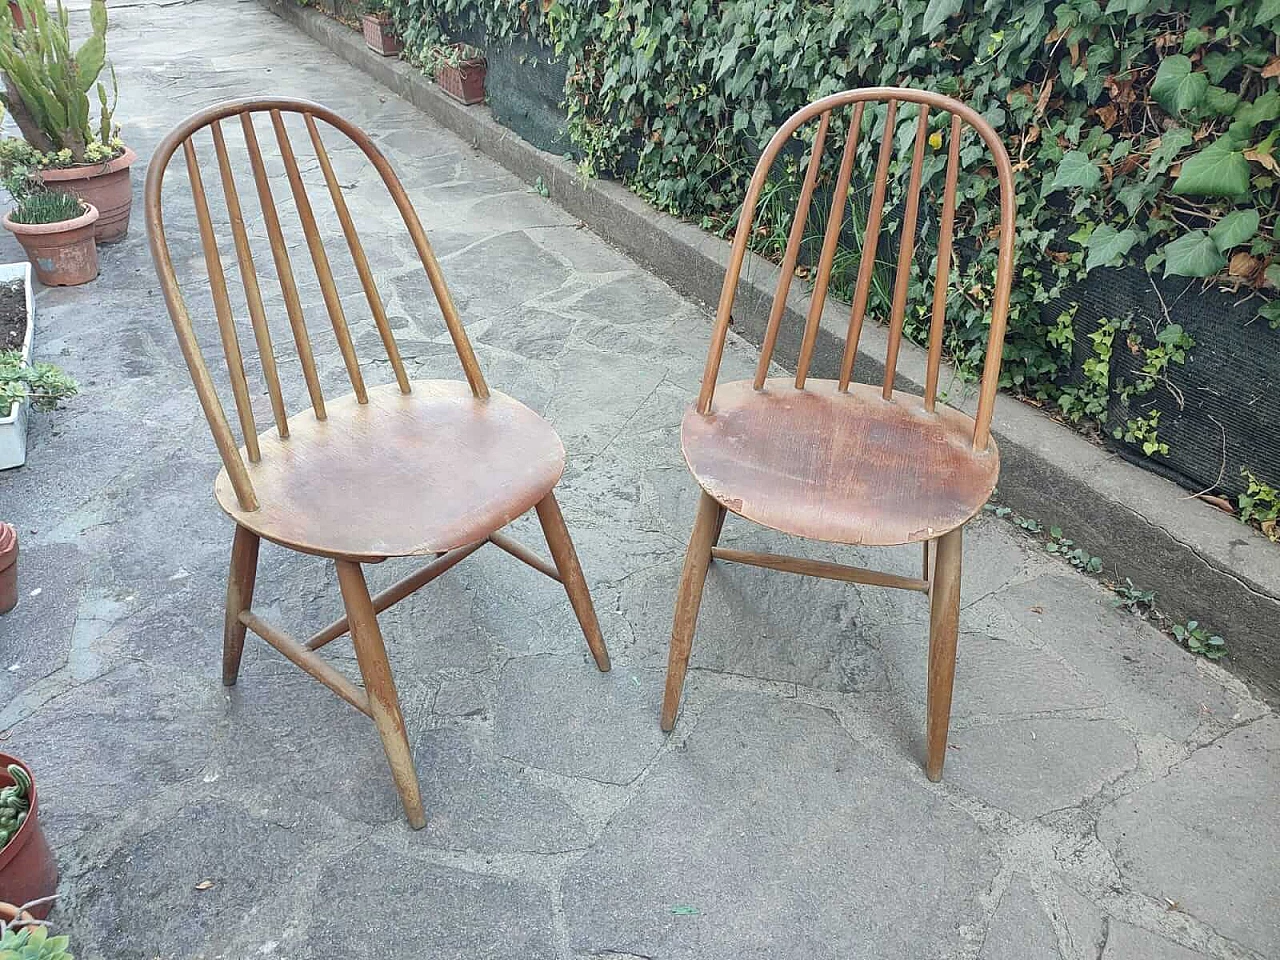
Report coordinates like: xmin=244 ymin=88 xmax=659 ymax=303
xmin=661 ymin=88 xmax=1016 ymax=781
xmin=144 ymin=97 xmax=611 ymax=828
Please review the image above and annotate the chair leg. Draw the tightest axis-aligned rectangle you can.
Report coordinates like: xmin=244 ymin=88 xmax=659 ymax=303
xmin=711 ymin=506 xmax=728 ymax=547
xmin=926 ymin=526 xmax=963 ymax=782
xmin=535 ymin=492 xmax=611 ymax=672
xmin=660 ymin=492 xmax=725 ymax=732
xmin=223 ymin=524 xmax=260 ymax=687
xmin=335 ymin=559 xmax=426 ymax=829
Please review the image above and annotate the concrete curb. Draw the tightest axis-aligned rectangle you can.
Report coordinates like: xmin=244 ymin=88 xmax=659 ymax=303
xmin=260 ymin=0 xmax=1280 ymax=703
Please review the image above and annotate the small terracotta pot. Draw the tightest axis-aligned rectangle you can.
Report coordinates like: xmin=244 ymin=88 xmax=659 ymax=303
xmin=437 ymin=59 xmax=486 ymax=105
xmin=37 ymin=145 xmax=136 ymax=243
xmin=0 ymin=524 xmax=16 ymax=615
xmin=361 ymin=13 xmax=400 ymax=56
xmin=0 ymin=755 xmax=57 ymax=921
xmin=3 ymin=203 xmax=99 ymax=287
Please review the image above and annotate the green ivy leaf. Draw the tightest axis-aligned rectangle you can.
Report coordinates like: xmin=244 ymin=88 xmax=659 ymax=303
xmin=1151 ymin=55 xmax=1208 ymax=115
xmin=920 ymin=0 xmax=963 ymax=36
xmin=1051 ymin=151 xmax=1102 ymax=191
xmin=1201 ymin=86 xmax=1239 ymax=117
xmin=1259 ymin=0 xmax=1280 ymax=24
xmin=1085 ymin=225 xmax=1139 ymax=271
xmin=1209 ymin=209 xmax=1260 ymax=251
xmin=1172 ymin=137 xmax=1251 ymax=198
xmin=1163 ymin=230 xmax=1227 ymax=278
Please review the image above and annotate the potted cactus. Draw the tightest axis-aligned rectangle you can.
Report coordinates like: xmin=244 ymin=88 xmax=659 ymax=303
xmin=0 ymin=0 xmax=134 ymax=243
xmin=359 ymin=0 xmax=400 ymax=57
xmin=428 ymin=43 xmax=486 ymax=105
xmin=0 ymin=758 xmax=57 ymax=922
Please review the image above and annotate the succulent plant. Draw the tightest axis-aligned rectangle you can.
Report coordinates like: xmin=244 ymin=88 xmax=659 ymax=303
xmin=0 ymin=925 xmax=73 ymax=960
xmin=0 ymin=0 xmax=119 ymax=164
xmin=0 ymin=764 xmax=31 ymax=852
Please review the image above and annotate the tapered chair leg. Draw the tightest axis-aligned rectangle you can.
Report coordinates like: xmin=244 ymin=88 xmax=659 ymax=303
xmin=661 ymin=492 xmax=726 ymax=732
xmin=711 ymin=506 xmax=728 ymax=548
xmin=335 ymin=559 xmax=426 ymax=829
xmin=926 ymin=526 xmax=963 ymax=781
xmin=535 ymin=492 xmax=611 ymax=672
xmin=223 ymin=524 xmax=260 ymax=686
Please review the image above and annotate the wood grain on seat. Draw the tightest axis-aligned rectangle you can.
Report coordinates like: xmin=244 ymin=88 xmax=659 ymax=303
xmin=682 ymin=379 xmax=998 ymax=547
xmin=214 ymin=381 xmax=565 ymax=561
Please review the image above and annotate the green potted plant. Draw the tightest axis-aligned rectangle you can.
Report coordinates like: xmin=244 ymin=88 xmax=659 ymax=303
xmin=0 ymin=343 xmax=77 ymax=469
xmin=0 ymin=0 xmax=133 ymax=243
xmin=428 ymin=42 xmax=485 ymax=105
xmin=359 ymin=0 xmax=400 ymax=57
xmin=0 ymin=896 xmax=71 ymax=957
xmin=0 ymin=759 xmax=57 ymax=923
xmin=1 ymin=178 xmax=98 ymax=287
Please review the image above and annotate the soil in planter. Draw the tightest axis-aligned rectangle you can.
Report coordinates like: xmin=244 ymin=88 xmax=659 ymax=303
xmin=0 ymin=281 xmax=25 ymax=353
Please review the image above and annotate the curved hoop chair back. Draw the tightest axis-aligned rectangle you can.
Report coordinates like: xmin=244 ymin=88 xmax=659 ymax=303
xmin=144 ymin=97 xmax=488 ymax=512
xmin=696 ymin=86 xmax=1016 ymax=451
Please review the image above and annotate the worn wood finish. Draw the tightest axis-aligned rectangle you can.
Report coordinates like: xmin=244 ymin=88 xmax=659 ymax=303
xmin=661 ymin=492 xmax=725 ymax=731
xmin=222 ymin=524 xmax=260 ymax=686
xmin=270 ymin=109 xmax=368 ymax=404
xmin=753 ymin=110 xmax=830 ymax=389
xmin=926 ymin=526 xmax=962 ymax=781
xmin=240 ymin=111 xmax=327 ymax=421
xmin=711 ymin=547 xmax=929 ymax=593
xmin=145 ymin=97 xmax=611 ymax=827
xmin=211 ymin=120 xmax=290 ymax=437
xmin=795 ymin=102 xmax=864 ymax=388
xmin=536 ymin=493 xmax=611 ymax=672
xmin=213 ymin=381 xmax=566 ymax=560
xmin=667 ymin=89 xmax=1015 ymax=780
xmin=682 ymin=379 xmax=998 ymax=546
xmin=304 ymin=113 xmax=411 ymax=395
xmin=336 ymin=560 xmax=425 ymax=828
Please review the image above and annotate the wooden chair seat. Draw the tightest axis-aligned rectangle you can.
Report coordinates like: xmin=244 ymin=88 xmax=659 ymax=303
xmin=681 ymin=378 xmax=998 ymax=547
xmin=213 ymin=380 xmax=565 ymax=561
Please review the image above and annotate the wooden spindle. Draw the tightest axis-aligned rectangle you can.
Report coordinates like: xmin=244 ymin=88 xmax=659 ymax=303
xmin=795 ymin=103 xmax=864 ymax=389
xmin=972 ymin=130 xmax=1018 ymax=451
xmin=881 ymin=104 xmax=931 ymax=401
xmin=271 ymin=109 xmax=368 ymax=404
xmin=305 ymin=114 xmax=411 ymax=395
xmin=752 ymin=111 xmax=831 ymax=389
xmin=184 ymin=137 xmax=261 ymax=463
xmin=211 ymin=120 xmax=290 ymax=437
xmin=240 ymin=112 xmax=327 ymax=421
xmin=925 ymin=115 xmax=963 ymax=412
xmin=838 ymin=98 xmax=898 ymax=391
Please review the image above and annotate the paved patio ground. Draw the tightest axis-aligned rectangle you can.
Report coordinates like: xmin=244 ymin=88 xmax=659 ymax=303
xmin=0 ymin=1 xmax=1276 ymax=958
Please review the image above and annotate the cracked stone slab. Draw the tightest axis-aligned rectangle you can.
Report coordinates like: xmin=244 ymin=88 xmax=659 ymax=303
xmin=980 ymin=877 xmax=1060 ymax=960
xmin=0 ymin=542 xmax=82 ymax=700
xmin=495 ymin=656 xmax=665 ymax=785
xmin=1097 ymin=717 xmax=1280 ymax=956
xmin=72 ymin=799 xmax=323 ymax=960
xmin=301 ymin=838 xmax=556 ymax=960
xmin=996 ymin=576 xmax=1256 ymax=741
xmin=563 ymin=694 xmax=999 ymax=960
xmin=1102 ymin=921 xmax=1211 ymax=960
xmin=946 ymin=718 xmax=1137 ymax=820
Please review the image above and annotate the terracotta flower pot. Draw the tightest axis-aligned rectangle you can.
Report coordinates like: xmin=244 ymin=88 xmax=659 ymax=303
xmin=361 ymin=13 xmax=400 ymax=56
xmin=0 ymin=756 xmax=57 ymax=921
xmin=0 ymin=524 xmax=16 ymax=615
xmin=437 ymin=59 xmax=486 ymax=105
xmin=2 ymin=203 xmax=99 ymax=287
xmin=37 ymin=145 xmax=136 ymax=243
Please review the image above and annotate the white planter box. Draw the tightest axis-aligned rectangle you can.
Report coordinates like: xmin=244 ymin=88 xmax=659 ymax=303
xmin=0 ymin=262 xmax=36 ymax=470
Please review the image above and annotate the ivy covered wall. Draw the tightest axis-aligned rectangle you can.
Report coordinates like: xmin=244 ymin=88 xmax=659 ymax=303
xmin=387 ymin=0 xmax=1280 ymax=521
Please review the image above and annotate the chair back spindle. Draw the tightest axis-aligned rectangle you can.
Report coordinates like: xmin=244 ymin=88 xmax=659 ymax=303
xmin=698 ymin=88 xmax=1016 ymax=454
xmin=145 ymin=97 xmax=490 ymax=512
